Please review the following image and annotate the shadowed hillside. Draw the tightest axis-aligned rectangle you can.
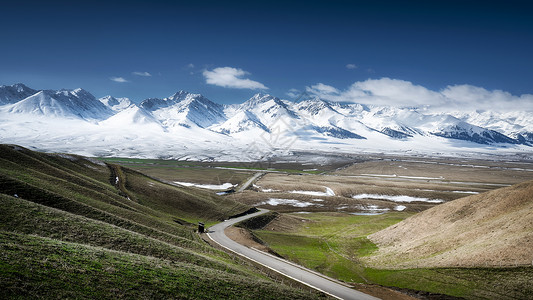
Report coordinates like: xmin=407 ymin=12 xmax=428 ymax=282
xmin=367 ymin=179 xmax=533 ymax=268
xmin=0 ymin=144 xmax=321 ymax=299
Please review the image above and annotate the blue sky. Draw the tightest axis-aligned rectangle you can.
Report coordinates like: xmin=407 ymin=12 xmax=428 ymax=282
xmin=1 ymin=0 xmax=532 ymax=107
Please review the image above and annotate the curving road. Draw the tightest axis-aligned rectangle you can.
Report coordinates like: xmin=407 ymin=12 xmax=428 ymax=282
xmin=237 ymin=172 xmax=264 ymax=192
xmin=207 ymin=209 xmax=379 ymax=300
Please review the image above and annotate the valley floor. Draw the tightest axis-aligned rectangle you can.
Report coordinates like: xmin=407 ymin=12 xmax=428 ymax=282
xmin=114 ymin=153 xmax=533 ymax=299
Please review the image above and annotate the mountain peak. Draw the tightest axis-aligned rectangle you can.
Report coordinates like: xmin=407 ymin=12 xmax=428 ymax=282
xmin=99 ymin=95 xmax=132 ymax=112
xmin=168 ymin=90 xmax=192 ymax=100
xmin=0 ymin=83 xmax=38 ymax=105
xmin=240 ymin=93 xmax=282 ymax=110
xmin=250 ymin=93 xmax=276 ymax=101
xmin=7 ymin=87 xmax=112 ymax=120
xmin=11 ymin=83 xmax=31 ymax=91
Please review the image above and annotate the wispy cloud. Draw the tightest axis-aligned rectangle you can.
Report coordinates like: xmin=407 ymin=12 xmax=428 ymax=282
xmin=345 ymin=64 xmax=357 ymax=69
xmin=306 ymin=83 xmax=340 ymax=95
xmin=110 ymin=77 xmax=128 ymax=83
xmin=286 ymin=88 xmax=301 ymax=98
xmin=132 ymin=71 xmax=152 ymax=77
xmin=203 ymin=67 xmax=268 ymax=90
xmin=305 ymin=78 xmax=533 ymax=112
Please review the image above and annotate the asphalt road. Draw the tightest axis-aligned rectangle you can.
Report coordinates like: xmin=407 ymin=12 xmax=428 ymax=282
xmin=207 ymin=209 xmax=379 ymax=300
xmin=237 ymin=172 xmax=264 ymax=192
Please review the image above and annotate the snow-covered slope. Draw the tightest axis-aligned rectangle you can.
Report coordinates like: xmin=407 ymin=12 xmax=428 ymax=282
xmin=0 ymin=83 xmax=38 ymax=105
xmin=6 ymin=88 xmax=113 ymax=121
xmin=211 ymin=110 xmax=269 ymax=134
xmin=450 ymin=110 xmax=533 ymax=144
xmin=99 ymin=95 xmax=132 ymax=112
xmin=99 ymin=105 xmax=163 ymax=129
xmin=140 ymin=91 xmax=226 ymax=128
xmin=1 ymin=85 xmax=532 ymax=160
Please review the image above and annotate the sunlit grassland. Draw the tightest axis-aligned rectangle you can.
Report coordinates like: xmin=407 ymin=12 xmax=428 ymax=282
xmin=0 ymin=232 xmax=318 ymax=300
xmin=253 ymin=212 xmax=533 ymax=299
xmin=0 ymin=145 xmax=323 ymax=299
xmin=254 ymin=212 xmax=411 ymax=283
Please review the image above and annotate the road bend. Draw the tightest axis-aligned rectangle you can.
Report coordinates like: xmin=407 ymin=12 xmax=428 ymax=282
xmin=207 ymin=209 xmax=379 ymax=300
xmin=237 ymin=172 xmax=264 ymax=192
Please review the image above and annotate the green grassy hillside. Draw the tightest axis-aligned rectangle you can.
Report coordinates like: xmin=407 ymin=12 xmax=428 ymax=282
xmin=0 ymin=145 xmax=321 ymax=299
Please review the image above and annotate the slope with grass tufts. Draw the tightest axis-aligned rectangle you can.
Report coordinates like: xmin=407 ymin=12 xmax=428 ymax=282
xmin=0 ymin=144 xmax=321 ymax=299
xmin=367 ymin=179 xmax=533 ymax=268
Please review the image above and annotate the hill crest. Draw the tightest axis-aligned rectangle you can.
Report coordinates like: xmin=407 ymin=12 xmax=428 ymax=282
xmin=367 ymin=180 xmax=533 ymax=268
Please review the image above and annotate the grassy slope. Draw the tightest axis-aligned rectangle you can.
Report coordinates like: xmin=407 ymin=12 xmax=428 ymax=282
xmin=368 ymin=180 xmax=533 ymax=268
xmin=253 ymin=212 xmax=533 ymax=299
xmin=0 ymin=145 xmax=320 ymax=299
xmin=254 ymin=212 xmax=410 ymax=284
xmin=0 ymin=232 xmax=315 ymax=300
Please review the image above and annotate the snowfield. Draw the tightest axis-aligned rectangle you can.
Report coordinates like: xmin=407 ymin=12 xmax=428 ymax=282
xmin=1 ymin=83 xmax=532 ymax=161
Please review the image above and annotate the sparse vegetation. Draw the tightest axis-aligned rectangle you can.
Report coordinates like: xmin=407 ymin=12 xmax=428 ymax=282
xmin=254 ymin=212 xmax=411 ymax=283
xmin=248 ymin=207 xmax=533 ymax=299
xmin=0 ymin=232 xmax=318 ymax=299
xmin=0 ymin=145 xmax=322 ymax=299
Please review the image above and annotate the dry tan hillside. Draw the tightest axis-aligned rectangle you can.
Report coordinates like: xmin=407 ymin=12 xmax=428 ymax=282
xmin=366 ymin=180 xmax=533 ymax=268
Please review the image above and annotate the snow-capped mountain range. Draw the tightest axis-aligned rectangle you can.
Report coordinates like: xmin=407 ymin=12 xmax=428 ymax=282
xmin=1 ymin=83 xmax=532 ymax=161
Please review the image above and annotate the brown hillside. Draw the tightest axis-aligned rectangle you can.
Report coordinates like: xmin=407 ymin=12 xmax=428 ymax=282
xmin=366 ymin=180 xmax=533 ymax=268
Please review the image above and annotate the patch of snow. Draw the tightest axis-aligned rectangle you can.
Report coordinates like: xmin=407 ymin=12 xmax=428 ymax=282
xmin=360 ymin=174 xmax=444 ymax=180
xmin=253 ymin=184 xmax=278 ymax=192
xmin=451 ymin=190 xmax=480 ymax=194
xmin=174 ymin=181 xmax=235 ymax=190
xmin=415 ymin=188 xmax=479 ymax=194
xmin=352 ymin=193 xmax=444 ymax=203
xmin=351 ymin=204 xmax=391 ymax=215
xmin=394 ymin=205 xmax=407 ymax=211
xmin=216 ymin=191 xmax=233 ymax=195
xmin=290 ymin=186 xmax=335 ymax=196
xmin=259 ymin=198 xmax=316 ymax=207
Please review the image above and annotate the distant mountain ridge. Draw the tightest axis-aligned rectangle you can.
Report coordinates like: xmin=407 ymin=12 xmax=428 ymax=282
xmin=7 ymin=88 xmax=113 ymax=120
xmin=0 ymin=83 xmax=37 ymax=105
xmin=1 ymin=83 xmax=532 ymax=159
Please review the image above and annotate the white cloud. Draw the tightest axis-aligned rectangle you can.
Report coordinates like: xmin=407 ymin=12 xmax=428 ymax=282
xmin=110 ymin=77 xmax=128 ymax=83
xmin=187 ymin=63 xmax=195 ymax=68
xmin=286 ymin=88 xmax=301 ymax=98
xmin=305 ymin=77 xmax=533 ymax=112
xmin=345 ymin=64 xmax=357 ymax=69
xmin=203 ymin=67 xmax=268 ymax=90
xmin=132 ymin=71 xmax=152 ymax=77
xmin=306 ymin=83 xmax=340 ymax=96
xmin=440 ymin=85 xmax=533 ymax=112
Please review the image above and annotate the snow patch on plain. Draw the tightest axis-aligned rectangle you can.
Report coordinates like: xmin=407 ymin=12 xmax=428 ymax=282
xmin=259 ymin=198 xmax=318 ymax=207
xmin=290 ymin=187 xmax=335 ymax=196
xmin=352 ymin=193 xmax=444 ymax=203
xmin=360 ymin=174 xmax=444 ymax=180
xmin=253 ymin=184 xmax=278 ymax=192
xmin=174 ymin=181 xmax=235 ymax=190
xmin=394 ymin=205 xmax=407 ymax=211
